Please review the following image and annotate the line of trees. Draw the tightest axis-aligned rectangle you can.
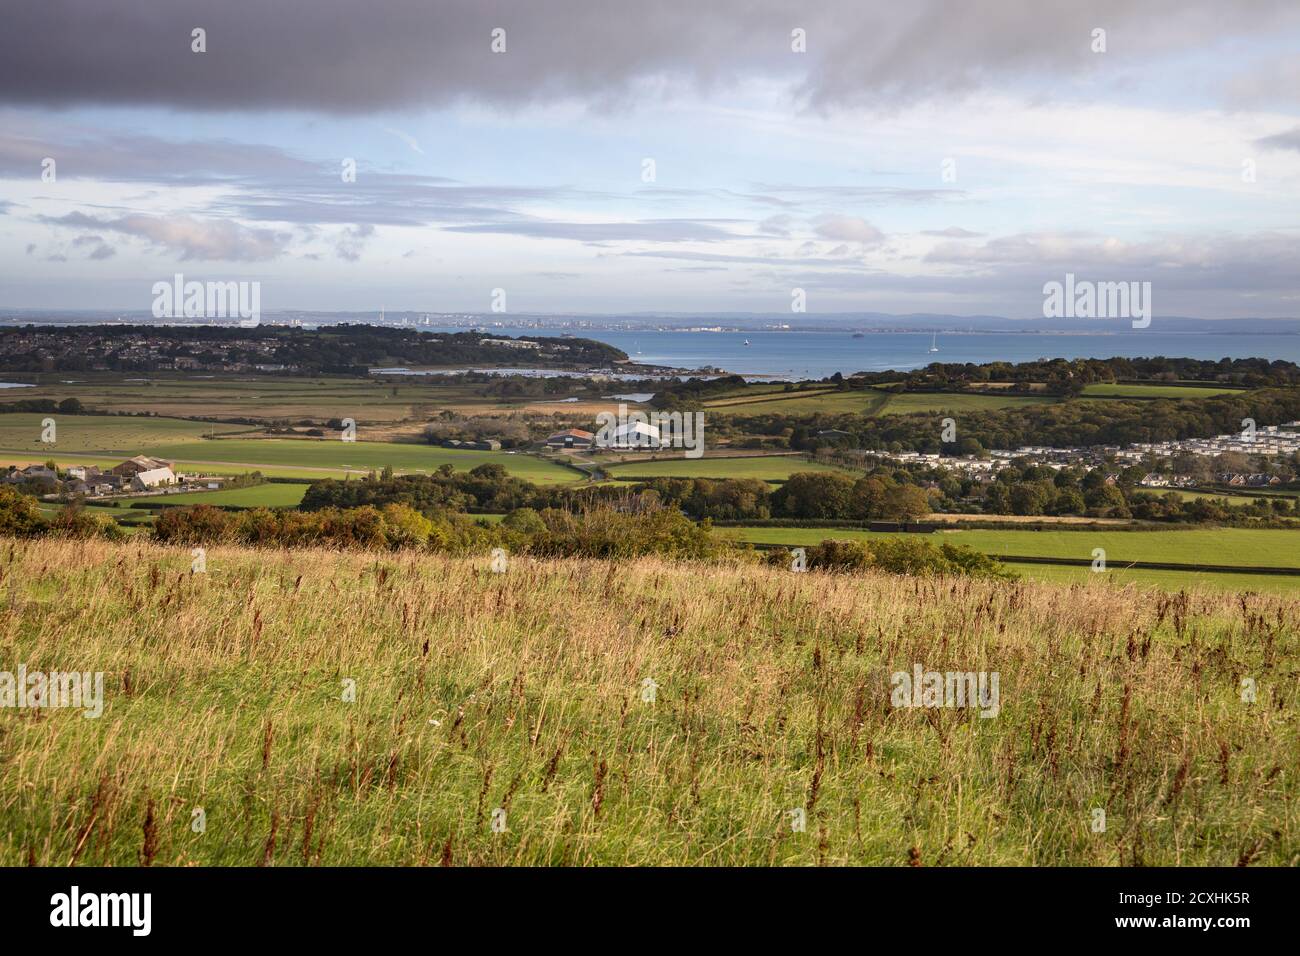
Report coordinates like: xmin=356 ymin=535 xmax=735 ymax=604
xmin=300 ymin=465 xmax=937 ymax=522
xmin=152 ymin=501 xmax=722 ymax=560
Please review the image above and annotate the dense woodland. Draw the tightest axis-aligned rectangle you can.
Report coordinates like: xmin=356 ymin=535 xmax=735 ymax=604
xmin=718 ymin=387 xmax=1300 ymax=453
xmin=0 ymin=325 xmax=627 ymax=375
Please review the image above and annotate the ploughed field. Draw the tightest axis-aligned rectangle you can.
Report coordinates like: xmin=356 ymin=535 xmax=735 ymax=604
xmin=2 ymin=537 xmax=1296 ymax=865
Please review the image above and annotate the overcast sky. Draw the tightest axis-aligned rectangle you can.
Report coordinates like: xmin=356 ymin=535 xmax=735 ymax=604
xmin=2 ymin=0 xmax=1298 ymax=317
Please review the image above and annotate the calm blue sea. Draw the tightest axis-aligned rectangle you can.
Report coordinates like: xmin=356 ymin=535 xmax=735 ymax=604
xmin=436 ymin=327 xmax=1300 ymax=380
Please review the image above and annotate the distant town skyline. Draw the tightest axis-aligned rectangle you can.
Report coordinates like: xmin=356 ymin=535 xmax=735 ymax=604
xmin=2 ymin=0 xmax=1299 ymax=318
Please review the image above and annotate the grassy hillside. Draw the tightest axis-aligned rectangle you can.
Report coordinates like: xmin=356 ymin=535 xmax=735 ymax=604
xmin=2 ymin=537 xmax=1295 ymax=866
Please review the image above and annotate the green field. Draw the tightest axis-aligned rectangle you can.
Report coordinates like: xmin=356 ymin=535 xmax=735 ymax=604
xmin=603 ymin=455 xmax=849 ymax=482
xmin=0 ymin=413 xmax=247 ymax=454
xmin=1007 ymin=561 xmax=1300 ymax=594
xmin=1080 ymin=382 xmax=1245 ymax=399
xmin=1162 ymin=489 xmax=1272 ymax=507
xmin=117 ymin=483 xmax=310 ymax=509
xmin=703 ymin=387 xmax=889 ymax=416
xmin=880 ymin=392 xmax=1055 ymax=414
xmin=717 ymin=526 xmax=1300 ymax=571
xmin=0 ymin=413 xmax=584 ymax=483
xmin=705 ymin=386 xmax=1054 ymax=417
xmin=137 ymin=438 xmax=581 ymax=483
xmin=2 ymin=376 xmax=589 ymax=422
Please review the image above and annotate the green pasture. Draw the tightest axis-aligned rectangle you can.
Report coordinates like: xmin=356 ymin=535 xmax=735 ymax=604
xmin=603 ymin=455 xmax=848 ymax=482
xmin=1080 ymin=382 xmax=1246 ymax=399
xmin=717 ymin=525 xmax=1300 ymax=570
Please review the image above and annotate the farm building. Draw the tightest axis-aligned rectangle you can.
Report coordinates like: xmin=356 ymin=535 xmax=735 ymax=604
xmin=546 ymin=428 xmax=595 ymax=449
xmin=131 ymin=466 xmax=176 ymax=491
xmin=111 ymin=455 xmax=175 ymax=478
xmin=602 ymin=421 xmax=660 ymax=450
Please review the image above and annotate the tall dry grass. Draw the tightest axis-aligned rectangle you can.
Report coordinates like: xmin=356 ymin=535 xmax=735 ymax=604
xmin=0 ymin=536 xmax=1296 ymax=865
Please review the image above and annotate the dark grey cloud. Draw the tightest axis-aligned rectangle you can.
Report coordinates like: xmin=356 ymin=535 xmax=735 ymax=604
xmin=1 ymin=1 xmax=1292 ymax=112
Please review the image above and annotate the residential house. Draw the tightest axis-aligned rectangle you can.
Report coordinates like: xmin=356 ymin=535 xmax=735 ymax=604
xmin=3 ymin=464 xmax=58 ymax=487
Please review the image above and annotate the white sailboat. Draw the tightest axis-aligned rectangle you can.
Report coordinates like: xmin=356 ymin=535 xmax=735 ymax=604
xmin=929 ymin=332 xmax=939 ymax=353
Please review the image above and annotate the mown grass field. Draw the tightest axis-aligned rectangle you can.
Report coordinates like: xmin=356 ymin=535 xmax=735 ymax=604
xmin=118 ymin=483 xmax=310 ymax=509
xmin=603 ymin=455 xmax=848 ymax=482
xmin=717 ymin=526 xmax=1300 ymax=573
xmin=1080 ymin=382 xmax=1246 ymax=399
xmin=880 ymin=392 xmax=1056 ymax=414
xmin=0 ymin=413 xmax=247 ymax=455
xmin=2 ymin=537 xmax=1295 ymax=866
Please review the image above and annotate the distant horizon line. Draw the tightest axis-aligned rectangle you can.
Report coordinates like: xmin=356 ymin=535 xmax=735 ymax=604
xmin=2 ymin=308 xmax=1299 ymax=324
